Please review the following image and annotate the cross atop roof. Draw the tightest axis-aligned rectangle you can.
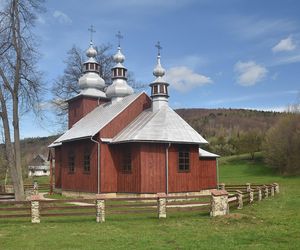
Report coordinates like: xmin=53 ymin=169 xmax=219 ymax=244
xmin=88 ymin=25 xmax=96 ymax=42
xmin=116 ymin=31 xmax=123 ymax=47
xmin=155 ymin=41 xmax=162 ymax=56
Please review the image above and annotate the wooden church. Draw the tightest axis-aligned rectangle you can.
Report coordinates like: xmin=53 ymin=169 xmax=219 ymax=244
xmin=49 ymin=37 xmax=219 ymax=196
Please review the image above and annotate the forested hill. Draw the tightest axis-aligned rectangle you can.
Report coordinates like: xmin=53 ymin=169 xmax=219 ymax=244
xmin=175 ymin=108 xmax=284 ymax=139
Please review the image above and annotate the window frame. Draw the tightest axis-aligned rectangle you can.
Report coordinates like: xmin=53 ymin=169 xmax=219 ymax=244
xmin=83 ymin=148 xmax=91 ymax=174
xmin=122 ymin=147 xmax=132 ymax=173
xmin=178 ymin=145 xmax=190 ymax=172
xmin=68 ymin=151 xmax=75 ymax=174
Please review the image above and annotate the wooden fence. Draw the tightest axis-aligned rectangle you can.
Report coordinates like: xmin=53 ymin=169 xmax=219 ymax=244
xmin=0 ymin=183 xmax=51 ymax=200
xmin=0 ymin=183 xmax=279 ymax=223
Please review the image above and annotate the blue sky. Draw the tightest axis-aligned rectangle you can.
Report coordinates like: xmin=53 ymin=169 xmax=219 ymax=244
xmin=10 ymin=0 xmax=300 ymax=138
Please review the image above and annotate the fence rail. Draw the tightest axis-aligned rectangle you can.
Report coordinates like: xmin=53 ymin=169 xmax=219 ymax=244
xmin=0 ymin=183 xmax=279 ymax=223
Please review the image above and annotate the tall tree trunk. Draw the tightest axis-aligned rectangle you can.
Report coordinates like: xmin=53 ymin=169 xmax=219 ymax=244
xmin=0 ymin=88 xmax=24 ymax=200
xmin=12 ymin=95 xmax=25 ymax=200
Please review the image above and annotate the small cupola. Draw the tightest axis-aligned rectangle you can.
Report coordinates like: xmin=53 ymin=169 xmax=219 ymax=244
xmin=150 ymin=41 xmax=169 ymax=112
xmin=78 ymin=40 xmax=106 ymax=95
xmin=106 ymin=31 xmax=134 ymax=102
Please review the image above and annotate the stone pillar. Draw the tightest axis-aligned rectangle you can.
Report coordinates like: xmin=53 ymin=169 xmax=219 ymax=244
xmin=246 ymin=183 xmax=251 ymax=192
xmin=236 ymin=191 xmax=243 ymax=209
xmin=210 ymin=190 xmax=229 ymax=217
xmin=274 ymin=183 xmax=280 ymax=194
xmin=33 ymin=181 xmax=38 ymax=195
xmin=264 ymin=185 xmax=269 ymax=198
xmin=249 ymin=189 xmax=254 ymax=204
xmin=96 ymin=194 xmax=106 ymax=223
xmin=219 ymin=183 xmax=225 ymax=191
xmin=31 ymin=195 xmax=40 ymax=223
xmin=157 ymin=193 xmax=167 ymax=219
xmin=257 ymin=187 xmax=262 ymax=201
xmin=271 ymin=185 xmax=275 ymax=197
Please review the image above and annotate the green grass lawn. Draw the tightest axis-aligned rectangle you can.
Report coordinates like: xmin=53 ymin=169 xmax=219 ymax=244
xmin=0 ymin=155 xmax=299 ymax=250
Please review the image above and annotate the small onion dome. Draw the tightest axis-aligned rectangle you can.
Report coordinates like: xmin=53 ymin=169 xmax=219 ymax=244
xmin=153 ymin=55 xmax=165 ymax=77
xmin=106 ymin=79 xmax=134 ymax=99
xmin=86 ymin=42 xmax=97 ymax=58
xmin=113 ymin=46 xmax=125 ymax=63
xmin=78 ymin=72 xmax=105 ymax=90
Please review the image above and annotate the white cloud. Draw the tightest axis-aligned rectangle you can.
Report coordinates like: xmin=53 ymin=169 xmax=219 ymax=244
xmin=272 ymin=36 xmax=296 ymax=52
xmin=53 ymin=10 xmax=72 ymax=25
xmin=166 ymin=66 xmax=212 ymax=93
xmin=234 ymin=61 xmax=268 ymax=86
xmin=274 ymin=54 xmax=300 ymax=65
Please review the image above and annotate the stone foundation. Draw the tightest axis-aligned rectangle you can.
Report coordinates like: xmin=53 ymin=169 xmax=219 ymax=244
xmin=61 ymin=189 xmax=215 ymax=199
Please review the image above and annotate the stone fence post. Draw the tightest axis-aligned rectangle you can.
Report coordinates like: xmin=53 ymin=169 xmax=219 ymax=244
xmin=249 ymin=188 xmax=254 ymax=204
xmin=96 ymin=194 xmax=106 ymax=223
xmin=246 ymin=183 xmax=251 ymax=192
xmin=274 ymin=183 xmax=280 ymax=194
xmin=33 ymin=181 xmax=38 ymax=195
xmin=31 ymin=195 xmax=40 ymax=223
xmin=157 ymin=193 xmax=167 ymax=219
xmin=210 ymin=190 xmax=229 ymax=217
xmin=271 ymin=185 xmax=275 ymax=197
xmin=219 ymin=183 xmax=226 ymax=191
xmin=236 ymin=190 xmax=243 ymax=209
xmin=257 ymin=187 xmax=262 ymax=201
xmin=263 ymin=185 xmax=269 ymax=198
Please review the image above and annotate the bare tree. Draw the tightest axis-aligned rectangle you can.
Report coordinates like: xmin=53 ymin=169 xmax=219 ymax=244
xmin=51 ymin=44 xmax=147 ymax=129
xmin=0 ymin=0 xmax=44 ymax=200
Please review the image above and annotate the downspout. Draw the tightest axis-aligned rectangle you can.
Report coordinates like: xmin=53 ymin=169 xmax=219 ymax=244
xmin=216 ymin=158 xmax=219 ymax=188
xmin=91 ymin=135 xmax=101 ymax=194
xmin=165 ymin=143 xmax=171 ymax=194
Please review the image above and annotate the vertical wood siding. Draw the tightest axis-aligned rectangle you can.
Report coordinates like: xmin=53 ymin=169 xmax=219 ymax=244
xmin=168 ymin=144 xmax=217 ymax=192
xmin=140 ymin=143 xmax=166 ymax=193
xmin=117 ymin=144 xmax=141 ymax=193
xmin=54 ymin=147 xmax=62 ymax=188
xmin=68 ymin=97 xmax=107 ymax=128
xmin=60 ymin=139 xmax=98 ymax=193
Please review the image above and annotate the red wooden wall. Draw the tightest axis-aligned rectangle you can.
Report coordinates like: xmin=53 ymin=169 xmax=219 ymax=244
xmin=168 ymin=144 xmax=217 ymax=192
xmin=140 ymin=143 xmax=166 ymax=193
xmin=68 ymin=96 xmax=107 ymax=128
xmin=54 ymin=146 xmax=62 ymax=188
xmin=59 ymin=139 xmax=98 ymax=193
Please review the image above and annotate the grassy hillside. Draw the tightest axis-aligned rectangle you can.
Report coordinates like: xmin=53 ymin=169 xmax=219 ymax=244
xmin=0 ymin=155 xmax=299 ymax=249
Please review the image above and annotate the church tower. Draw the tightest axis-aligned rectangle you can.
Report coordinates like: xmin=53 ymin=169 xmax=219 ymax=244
xmin=67 ymin=26 xmax=107 ymax=128
xmin=106 ymin=31 xmax=134 ymax=102
xmin=150 ymin=42 xmax=169 ymax=112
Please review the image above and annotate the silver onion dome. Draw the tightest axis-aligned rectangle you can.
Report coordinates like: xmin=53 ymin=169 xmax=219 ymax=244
xmin=153 ymin=55 xmax=165 ymax=77
xmin=113 ymin=46 xmax=125 ymax=63
xmin=86 ymin=42 xmax=97 ymax=58
xmin=78 ymin=72 xmax=105 ymax=90
xmin=106 ymin=78 xmax=133 ymax=98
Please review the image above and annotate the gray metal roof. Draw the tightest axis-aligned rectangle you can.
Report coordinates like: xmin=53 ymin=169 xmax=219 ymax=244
xmin=199 ymin=148 xmax=220 ymax=158
xmin=50 ymin=93 xmax=143 ymax=147
xmin=111 ymin=105 xmax=208 ymax=144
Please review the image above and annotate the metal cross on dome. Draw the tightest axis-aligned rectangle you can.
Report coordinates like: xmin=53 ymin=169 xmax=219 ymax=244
xmin=88 ymin=25 xmax=96 ymax=42
xmin=116 ymin=31 xmax=123 ymax=47
xmin=155 ymin=41 xmax=162 ymax=56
